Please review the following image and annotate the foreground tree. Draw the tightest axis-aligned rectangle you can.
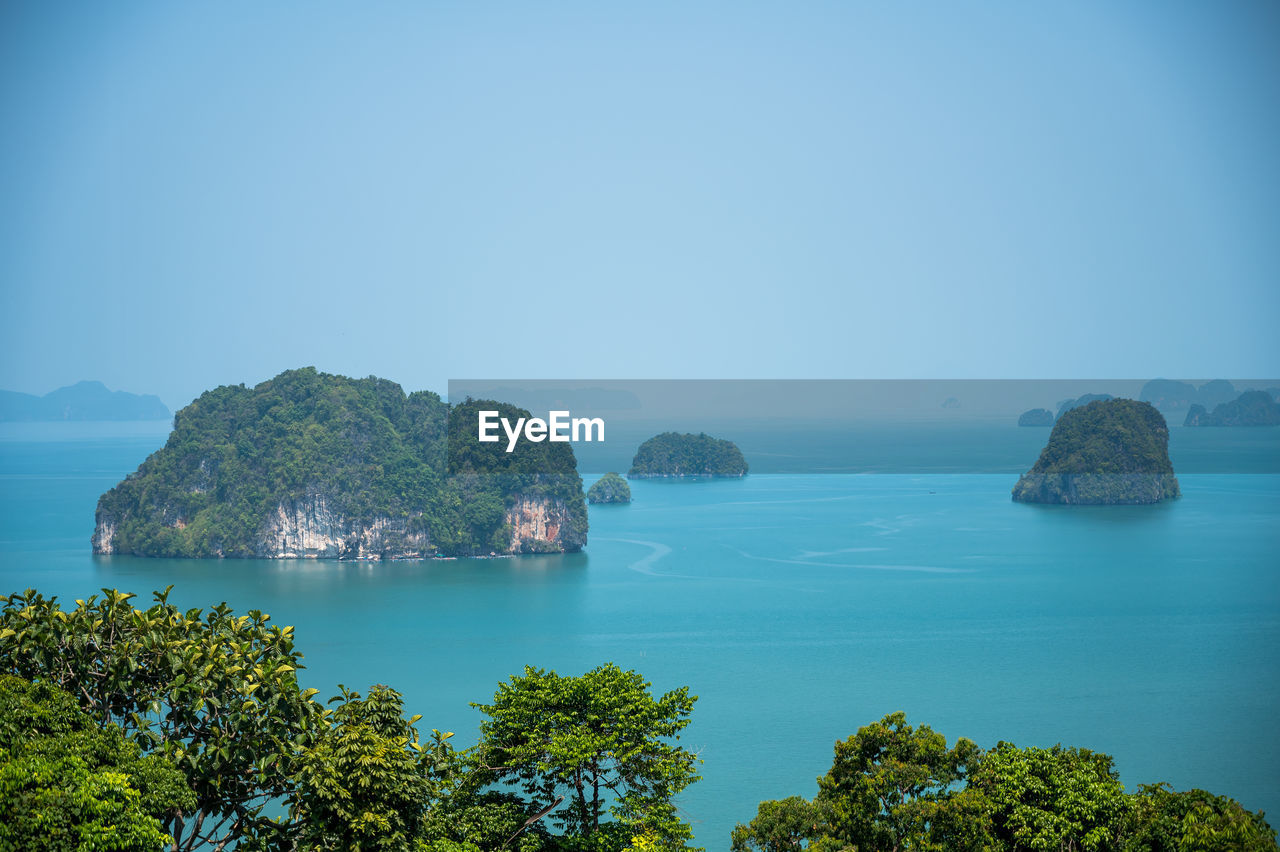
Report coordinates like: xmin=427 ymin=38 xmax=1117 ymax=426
xmin=473 ymin=663 xmax=701 ymax=851
xmin=733 ymin=713 xmax=1278 ymax=852
xmin=729 ymin=796 xmax=823 ymax=852
xmin=814 ymin=711 xmax=980 ymax=851
xmin=1125 ymin=783 xmax=1277 ymax=852
xmin=967 ymin=742 xmax=1130 ymax=852
xmin=281 ymin=685 xmax=441 ymax=851
xmin=0 ymin=588 xmax=326 ymax=851
xmin=0 ymin=674 xmax=194 ymax=852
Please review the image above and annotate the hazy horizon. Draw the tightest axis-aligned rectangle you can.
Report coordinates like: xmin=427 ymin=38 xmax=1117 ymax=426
xmin=3 ymin=3 xmax=1277 ymax=407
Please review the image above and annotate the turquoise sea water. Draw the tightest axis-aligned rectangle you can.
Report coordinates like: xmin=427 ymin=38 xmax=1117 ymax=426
xmin=1 ymin=422 xmax=1278 ymax=847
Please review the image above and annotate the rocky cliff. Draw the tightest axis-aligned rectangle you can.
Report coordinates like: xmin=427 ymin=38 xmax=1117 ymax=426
xmin=504 ymin=495 xmax=585 ymax=553
xmin=94 ymin=490 xmax=577 ymax=559
xmin=1012 ymin=398 xmax=1179 ymax=505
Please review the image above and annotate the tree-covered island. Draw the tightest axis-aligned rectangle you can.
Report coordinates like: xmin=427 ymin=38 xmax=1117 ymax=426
xmin=587 ymin=472 xmax=632 ymax=504
xmin=1012 ymin=398 xmax=1180 ymax=505
xmin=92 ymin=368 xmax=587 ymax=559
xmin=628 ymin=432 xmax=748 ymax=478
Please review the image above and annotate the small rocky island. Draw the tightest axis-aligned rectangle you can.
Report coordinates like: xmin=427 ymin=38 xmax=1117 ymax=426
xmin=1012 ymin=398 xmax=1179 ymax=505
xmin=1184 ymin=390 xmax=1280 ymax=427
xmin=93 ymin=368 xmax=587 ymax=559
xmin=1055 ymin=393 xmax=1113 ymax=421
xmin=586 ymin=473 xmax=631 ymax=504
xmin=1017 ymin=408 xmax=1054 ymax=427
xmin=629 ymin=432 xmax=748 ymax=478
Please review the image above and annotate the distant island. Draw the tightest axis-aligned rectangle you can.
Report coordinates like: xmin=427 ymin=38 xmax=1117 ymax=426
xmin=629 ymin=432 xmax=748 ymax=478
xmin=1054 ymin=393 xmax=1113 ymax=421
xmin=1139 ymin=378 xmax=1243 ymax=413
xmin=0 ymin=381 xmax=169 ymax=422
xmin=1017 ymin=408 xmax=1054 ymax=427
xmin=1185 ymin=390 xmax=1280 ymax=427
xmin=586 ymin=473 xmax=631 ymax=504
xmin=1012 ymin=399 xmax=1179 ymax=505
xmin=93 ymin=368 xmax=587 ymax=559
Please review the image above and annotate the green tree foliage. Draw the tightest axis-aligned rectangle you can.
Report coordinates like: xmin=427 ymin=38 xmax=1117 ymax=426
xmin=729 ymin=796 xmax=823 ymax=852
xmin=628 ymin=433 xmax=748 ymax=478
xmin=0 ymin=674 xmax=194 ymax=852
xmin=734 ymin=715 xmax=1278 ymax=852
xmin=813 ymin=711 xmax=978 ymax=852
xmin=0 ymin=585 xmax=702 ymax=852
xmin=1125 ymin=784 xmax=1277 ymax=852
xmin=1020 ymin=399 xmax=1175 ymax=477
xmin=0 ymin=587 xmax=326 ymax=851
xmin=586 ymin=473 xmax=631 ymax=504
xmin=968 ymin=742 xmax=1129 ymax=851
xmin=95 ymin=368 xmax=586 ymax=558
xmin=418 ymin=750 xmax=553 ymax=852
xmin=472 ymin=663 xmax=701 ymax=851
xmin=285 ymin=684 xmax=449 ymax=851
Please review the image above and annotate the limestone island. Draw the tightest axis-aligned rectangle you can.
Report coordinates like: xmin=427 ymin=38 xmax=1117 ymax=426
xmin=628 ymin=432 xmax=748 ymax=478
xmin=92 ymin=368 xmax=587 ymax=559
xmin=1012 ymin=398 xmax=1180 ymax=505
xmin=587 ymin=472 xmax=631 ymax=504
xmin=1017 ymin=408 xmax=1054 ymax=427
xmin=0 ymin=380 xmax=170 ymax=421
xmin=1184 ymin=390 xmax=1280 ymax=427
xmin=1055 ymin=393 xmax=1113 ymax=421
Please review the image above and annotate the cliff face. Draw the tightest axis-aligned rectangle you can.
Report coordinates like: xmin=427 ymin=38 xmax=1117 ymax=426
xmin=257 ymin=494 xmax=431 ymax=559
xmin=93 ymin=489 xmax=580 ymax=559
xmin=1011 ymin=473 xmax=1179 ymax=505
xmin=504 ymin=495 xmax=585 ymax=553
xmin=91 ymin=516 xmax=118 ymax=554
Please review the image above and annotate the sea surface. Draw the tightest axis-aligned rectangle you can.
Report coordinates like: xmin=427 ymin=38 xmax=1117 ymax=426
xmin=1 ymin=421 xmax=1278 ymax=847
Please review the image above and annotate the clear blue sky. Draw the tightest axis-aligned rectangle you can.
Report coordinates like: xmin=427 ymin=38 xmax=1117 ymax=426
xmin=2 ymin=1 xmax=1277 ymax=410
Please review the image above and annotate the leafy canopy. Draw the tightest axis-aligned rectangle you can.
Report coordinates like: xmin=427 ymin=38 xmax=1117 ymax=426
xmin=629 ymin=433 xmax=747 ymax=478
xmin=733 ymin=713 xmax=1277 ymax=852
xmin=473 ymin=663 xmax=701 ymax=850
xmin=0 ymin=674 xmax=194 ymax=852
xmin=0 ymin=586 xmax=325 ymax=852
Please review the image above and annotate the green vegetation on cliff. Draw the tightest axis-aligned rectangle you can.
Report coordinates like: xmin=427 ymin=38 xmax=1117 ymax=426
xmin=587 ymin=472 xmax=632 ymax=504
xmin=94 ymin=368 xmax=586 ymax=558
xmin=1012 ymin=398 xmax=1179 ymax=505
xmin=629 ymin=432 xmax=748 ymax=478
